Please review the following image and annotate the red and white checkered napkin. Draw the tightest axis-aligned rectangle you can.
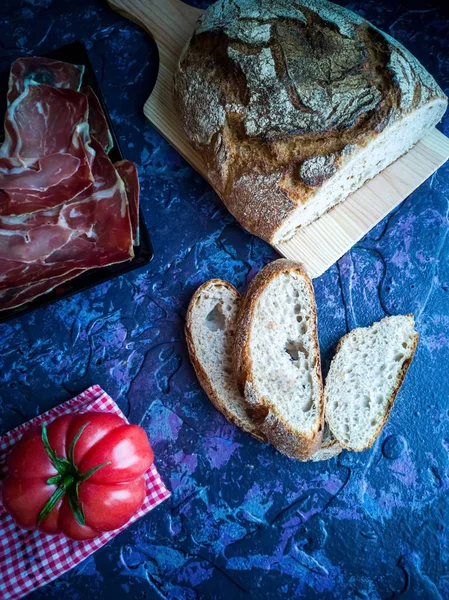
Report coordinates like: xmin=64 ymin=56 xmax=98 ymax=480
xmin=0 ymin=385 xmax=170 ymax=600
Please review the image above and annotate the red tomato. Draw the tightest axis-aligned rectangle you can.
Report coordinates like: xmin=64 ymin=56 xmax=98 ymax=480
xmin=2 ymin=412 xmax=154 ymax=540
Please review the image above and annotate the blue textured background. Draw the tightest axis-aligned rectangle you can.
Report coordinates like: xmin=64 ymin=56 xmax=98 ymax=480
xmin=0 ymin=0 xmax=449 ymax=598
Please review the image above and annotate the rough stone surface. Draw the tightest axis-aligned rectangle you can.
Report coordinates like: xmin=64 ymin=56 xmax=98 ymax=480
xmin=0 ymin=1 xmax=448 ymax=599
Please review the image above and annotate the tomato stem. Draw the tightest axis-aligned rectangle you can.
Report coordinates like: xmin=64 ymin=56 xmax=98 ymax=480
xmin=68 ymin=489 xmax=85 ymax=526
xmin=41 ymin=423 xmax=72 ymax=474
xmin=38 ymin=421 xmax=111 ymax=529
xmin=79 ymin=461 xmax=111 ymax=482
xmin=46 ymin=474 xmax=61 ymax=485
xmin=36 ymin=486 xmax=66 ymax=525
xmin=67 ymin=421 xmax=91 ymax=465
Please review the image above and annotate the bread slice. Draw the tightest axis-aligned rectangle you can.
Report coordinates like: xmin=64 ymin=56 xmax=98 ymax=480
xmin=234 ymin=260 xmax=324 ymax=460
xmin=185 ymin=279 xmax=265 ymax=441
xmin=325 ymin=315 xmax=419 ymax=452
xmin=309 ymin=424 xmax=342 ymax=462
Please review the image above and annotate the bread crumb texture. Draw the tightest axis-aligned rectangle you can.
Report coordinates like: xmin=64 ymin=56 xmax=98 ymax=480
xmin=248 ymin=271 xmax=321 ymax=434
xmin=325 ymin=315 xmax=418 ymax=451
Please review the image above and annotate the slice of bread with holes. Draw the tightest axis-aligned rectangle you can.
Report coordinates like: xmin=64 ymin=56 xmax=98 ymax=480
xmin=185 ymin=279 xmax=266 ymax=441
xmin=325 ymin=315 xmax=419 ymax=452
xmin=234 ymin=260 xmax=324 ymax=461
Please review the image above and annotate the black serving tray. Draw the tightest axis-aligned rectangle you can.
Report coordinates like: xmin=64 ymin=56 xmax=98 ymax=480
xmin=0 ymin=42 xmax=153 ymax=323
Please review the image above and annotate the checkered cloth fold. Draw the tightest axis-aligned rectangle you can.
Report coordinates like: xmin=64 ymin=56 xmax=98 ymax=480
xmin=0 ymin=385 xmax=170 ymax=600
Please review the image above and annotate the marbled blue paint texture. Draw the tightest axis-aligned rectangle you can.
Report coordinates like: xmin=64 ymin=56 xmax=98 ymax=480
xmin=0 ymin=0 xmax=449 ymax=598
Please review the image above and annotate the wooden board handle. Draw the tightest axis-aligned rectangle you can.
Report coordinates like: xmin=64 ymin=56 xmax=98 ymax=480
xmin=107 ymin=0 xmax=207 ymax=175
xmin=107 ymin=0 xmax=202 ymax=69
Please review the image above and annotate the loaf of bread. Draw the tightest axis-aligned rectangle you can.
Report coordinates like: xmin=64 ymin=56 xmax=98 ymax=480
xmin=174 ymin=0 xmax=448 ymax=244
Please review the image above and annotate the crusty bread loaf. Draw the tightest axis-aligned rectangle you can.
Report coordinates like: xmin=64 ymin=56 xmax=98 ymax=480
xmin=309 ymin=424 xmax=342 ymax=462
xmin=174 ymin=0 xmax=448 ymax=244
xmin=234 ymin=260 xmax=324 ymax=460
xmin=325 ymin=315 xmax=419 ymax=452
xmin=185 ymin=279 xmax=265 ymax=440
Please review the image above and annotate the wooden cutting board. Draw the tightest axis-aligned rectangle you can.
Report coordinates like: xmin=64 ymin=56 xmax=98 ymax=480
xmin=107 ymin=0 xmax=449 ymax=278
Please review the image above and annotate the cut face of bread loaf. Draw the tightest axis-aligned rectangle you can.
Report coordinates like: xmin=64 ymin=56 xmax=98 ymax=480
xmin=274 ymin=104 xmax=445 ymax=242
xmin=174 ymin=0 xmax=448 ymax=244
xmin=325 ymin=315 xmax=419 ymax=452
xmin=185 ymin=279 xmax=265 ymax=440
xmin=234 ymin=260 xmax=324 ymax=460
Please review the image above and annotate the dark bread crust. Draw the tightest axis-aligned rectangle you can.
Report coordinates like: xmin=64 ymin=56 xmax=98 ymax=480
xmin=234 ymin=259 xmax=324 ymax=461
xmin=185 ymin=279 xmax=266 ymax=441
xmin=325 ymin=314 xmax=419 ymax=451
xmin=174 ymin=0 xmax=447 ymax=243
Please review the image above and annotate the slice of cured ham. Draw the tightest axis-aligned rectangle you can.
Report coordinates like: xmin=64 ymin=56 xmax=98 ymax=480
xmin=0 ymin=269 xmax=85 ymax=312
xmin=114 ymin=160 xmax=140 ymax=246
xmin=0 ymin=154 xmax=81 ymax=190
xmin=7 ymin=57 xmax=84 ymax=104
xmin=0 ymin=81 xmax=95 ymax=214
xmin=83 ymin=86 xmax=113 ymax=153
xmin=1 ymin=85 xmax=89 ymax=158
xmin=0 ymin=138 xmax=133 ymax=299
xmin=0 ymin=137 xmax=95 ymax=216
